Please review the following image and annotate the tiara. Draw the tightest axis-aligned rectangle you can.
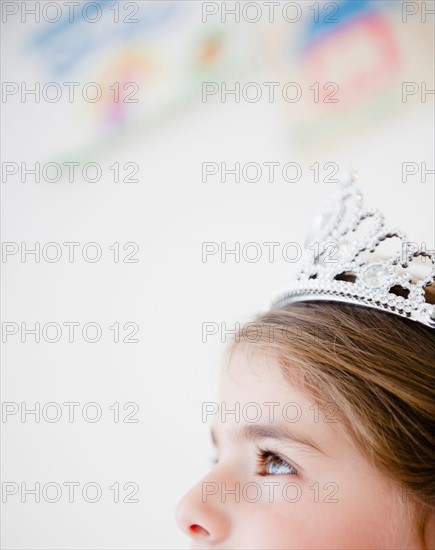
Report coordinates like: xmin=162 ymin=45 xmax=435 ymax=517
xmin=272 ymin=172 xmax=435 ymax=329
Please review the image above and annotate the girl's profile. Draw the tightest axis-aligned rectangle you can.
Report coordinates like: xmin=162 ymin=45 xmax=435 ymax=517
xmin=176 ymin=175 xmax=435 ymax=549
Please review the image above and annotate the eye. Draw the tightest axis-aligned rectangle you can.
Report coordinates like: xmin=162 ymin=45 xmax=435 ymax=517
xmin=256 ymin=448 xmax=298 ymax=476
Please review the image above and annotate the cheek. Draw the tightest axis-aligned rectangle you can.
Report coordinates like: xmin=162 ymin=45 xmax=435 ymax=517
xmin=228 ymin=484 xmax=406 ymax=550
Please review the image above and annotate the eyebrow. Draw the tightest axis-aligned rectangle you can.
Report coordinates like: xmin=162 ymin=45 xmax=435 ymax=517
xmin=211 ymin=423 xmax=326 ymax=456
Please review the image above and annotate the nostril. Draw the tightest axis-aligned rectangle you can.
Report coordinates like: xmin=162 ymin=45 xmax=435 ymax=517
xmin=189 ymin=524 xmax=210 ymax=537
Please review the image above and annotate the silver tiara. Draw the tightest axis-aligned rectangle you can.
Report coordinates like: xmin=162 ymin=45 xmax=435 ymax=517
xmin=272 ymin=172 xmax=435 ymax=329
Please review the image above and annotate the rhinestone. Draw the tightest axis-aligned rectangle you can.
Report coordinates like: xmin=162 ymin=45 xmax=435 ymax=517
xmin=338 ymin=240 xmax=351 ymax=257
xmin=304 ymin=206 xmax=335 ymax=246
xmin=361 ymin=264 xmax=390 ymax=289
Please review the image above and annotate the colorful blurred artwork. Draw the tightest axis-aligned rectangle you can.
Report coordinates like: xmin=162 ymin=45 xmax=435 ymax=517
xmin=9 ymin=0 xmax=434 ymax=159
xmin=22 ymin=1 xmax=256 ymax=161
xmin=265 ymin=0 xmax=434 ymax=152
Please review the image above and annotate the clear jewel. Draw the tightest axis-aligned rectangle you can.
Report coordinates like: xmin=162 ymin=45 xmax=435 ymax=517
xmin=304 ymin=207 xmax=334 ymax=247
xmin=361 ymin=264 xmax=389 ymax=288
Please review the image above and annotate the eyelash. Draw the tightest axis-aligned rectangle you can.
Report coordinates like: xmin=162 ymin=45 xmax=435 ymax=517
xmin=256 ymin=448 xmax=298 ymax=477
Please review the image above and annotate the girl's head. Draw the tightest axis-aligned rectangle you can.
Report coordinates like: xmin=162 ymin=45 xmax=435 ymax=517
xmin=176 ymin=291 xmax=435 ymax=549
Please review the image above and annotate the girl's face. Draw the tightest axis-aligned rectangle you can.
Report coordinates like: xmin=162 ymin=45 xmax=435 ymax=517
xmin=176 ymin=348 xmax=419 ymax=549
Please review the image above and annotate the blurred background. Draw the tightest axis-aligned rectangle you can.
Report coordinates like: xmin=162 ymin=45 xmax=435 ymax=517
xmin=1 ymin=1 xmax=434 ymax=548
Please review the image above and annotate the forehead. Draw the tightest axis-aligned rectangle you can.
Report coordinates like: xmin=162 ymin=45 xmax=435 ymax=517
xmin=216 ymin=344 xmax=346 ymax=454
xmin=220 ymin=345 xmax=308 ymax=406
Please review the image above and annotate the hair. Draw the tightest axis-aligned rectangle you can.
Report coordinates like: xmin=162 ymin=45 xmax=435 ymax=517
xmin=226 ymin=284 xmax=435 ymax=549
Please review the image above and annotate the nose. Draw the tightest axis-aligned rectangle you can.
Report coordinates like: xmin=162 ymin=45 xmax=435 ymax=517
xmin=175 ymin=477 xmax=231 ymax=544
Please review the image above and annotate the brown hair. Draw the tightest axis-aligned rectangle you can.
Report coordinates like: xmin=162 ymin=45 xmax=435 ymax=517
xmin=227 ymin=285 xmax=435 ymax=549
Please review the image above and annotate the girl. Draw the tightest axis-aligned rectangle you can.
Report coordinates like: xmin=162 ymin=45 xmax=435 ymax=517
xmin=176 ymin=177 xmax=435 ymax=549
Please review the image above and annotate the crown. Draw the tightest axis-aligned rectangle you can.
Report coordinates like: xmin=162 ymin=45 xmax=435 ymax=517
xmin=272 ymin=171 xmax=435 ymax=329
